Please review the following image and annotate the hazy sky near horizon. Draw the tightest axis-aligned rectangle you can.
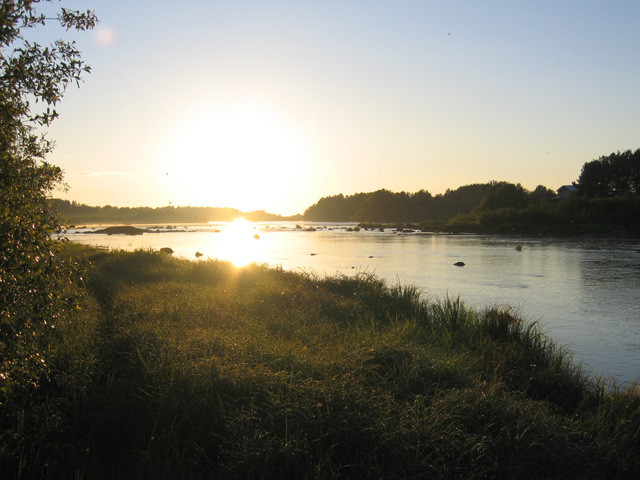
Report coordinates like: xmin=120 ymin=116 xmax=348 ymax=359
xmin=43 ymin=0 xmax=639 ymax=215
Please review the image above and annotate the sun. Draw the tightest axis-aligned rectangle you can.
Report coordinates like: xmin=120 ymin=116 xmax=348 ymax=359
xmin=218 ymin=218 xmax=264 ymax=267
xmin=162 ymin=103 xmax=310 ymax=213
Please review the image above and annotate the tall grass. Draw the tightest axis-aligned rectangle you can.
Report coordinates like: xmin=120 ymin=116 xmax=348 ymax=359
xmin=1 ymin=247 xmax=638 ymax=478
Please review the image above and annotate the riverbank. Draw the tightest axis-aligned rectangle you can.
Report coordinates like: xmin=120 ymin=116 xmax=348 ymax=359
xmin=2 ymin=245 xmax=638 ymax=478
xmin=357 ymin=221 xmax=640 ymax=237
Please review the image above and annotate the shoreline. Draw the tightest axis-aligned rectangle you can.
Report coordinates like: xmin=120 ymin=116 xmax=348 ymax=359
xmin=4 ymin=245 xmax=637 ymax=478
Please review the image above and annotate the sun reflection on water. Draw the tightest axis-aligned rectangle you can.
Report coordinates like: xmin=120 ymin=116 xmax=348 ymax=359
xmin=220 ymin=219 xmax=264 ymax=267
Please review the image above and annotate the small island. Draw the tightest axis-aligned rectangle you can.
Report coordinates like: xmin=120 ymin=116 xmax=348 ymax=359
xmin=91 ymin=225 xmax=149 ymax=235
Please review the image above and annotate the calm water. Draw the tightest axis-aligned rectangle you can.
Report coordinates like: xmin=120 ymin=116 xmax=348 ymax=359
xmin=66 ymin=221 xmax=640 ymax=385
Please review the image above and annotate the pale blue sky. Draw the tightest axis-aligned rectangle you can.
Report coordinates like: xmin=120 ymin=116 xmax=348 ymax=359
xmin=43 ymin=1 xmax=640 ymax=215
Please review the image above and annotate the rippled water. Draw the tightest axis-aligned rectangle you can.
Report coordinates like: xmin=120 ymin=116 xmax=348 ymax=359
xmin=65 ymin=221 xmax=640 ymax=385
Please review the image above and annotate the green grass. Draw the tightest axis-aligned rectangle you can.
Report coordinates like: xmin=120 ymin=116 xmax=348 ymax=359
xmin=1 ymin=246 xmax=639 ymax=479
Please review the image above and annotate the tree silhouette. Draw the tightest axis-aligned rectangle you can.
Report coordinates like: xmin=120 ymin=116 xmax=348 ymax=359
xmin=577 ymin=149 xmax=640 ymax=197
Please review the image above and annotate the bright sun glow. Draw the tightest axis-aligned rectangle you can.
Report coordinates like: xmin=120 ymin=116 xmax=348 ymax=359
xmin=219 ymin=219 xmax=264 ymax=267
xmin=163 ymin=104 xmax=310 ymax=213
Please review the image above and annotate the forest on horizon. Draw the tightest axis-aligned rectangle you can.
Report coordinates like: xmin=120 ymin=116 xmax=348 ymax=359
xmin=54 ymin=149 xmax=640 ymax=235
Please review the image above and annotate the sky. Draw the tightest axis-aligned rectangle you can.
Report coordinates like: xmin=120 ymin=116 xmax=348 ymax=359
xmin=35 ymin=0 xmax=640 ymax=215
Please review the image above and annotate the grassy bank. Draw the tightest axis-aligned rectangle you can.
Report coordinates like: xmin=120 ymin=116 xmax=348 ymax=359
xmin=2 ymin=246 xmax=639 ymax=479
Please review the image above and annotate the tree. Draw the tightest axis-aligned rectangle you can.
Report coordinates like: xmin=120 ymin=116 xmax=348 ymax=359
xmin=529 ymin=185 xmax=556 ymax=204
xmin=477 ymin=181 xmax=527 ymax=211
xmin=0 ymin=1 xmax=96 ymax=396
xmin=577 ymin=149 xmax=640 ymax=197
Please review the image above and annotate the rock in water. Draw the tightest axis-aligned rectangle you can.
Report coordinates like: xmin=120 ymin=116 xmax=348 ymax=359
xmin=92 ymin=225 xmax=147 ymax=235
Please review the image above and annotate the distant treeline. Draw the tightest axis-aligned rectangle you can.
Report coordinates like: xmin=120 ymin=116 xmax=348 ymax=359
xmin=304 ymin=149 xmax=640 ymax=234
xmin=303 ymin=183 xmax=555 ymax=223
xmin=53 ymin=149 xmax=640 ymax=234
xmin=52 ymin=200 xmax=301 ymax=225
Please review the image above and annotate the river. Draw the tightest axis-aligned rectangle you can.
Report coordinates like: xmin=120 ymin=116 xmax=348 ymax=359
xmin=65 ymin=221 xmax=640 ymax=385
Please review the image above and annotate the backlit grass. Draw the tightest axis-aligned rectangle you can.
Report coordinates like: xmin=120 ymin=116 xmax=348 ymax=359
xmin=1 ymin=246 xmax=638 ymax=479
